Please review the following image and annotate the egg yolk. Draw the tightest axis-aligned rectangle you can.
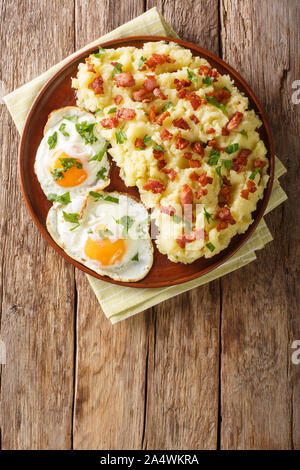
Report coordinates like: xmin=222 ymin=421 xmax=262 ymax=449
xmin=84 ymin=236 xmax=126 ymax=266
xmin=51 ymin=151 xmax=87 ymax=187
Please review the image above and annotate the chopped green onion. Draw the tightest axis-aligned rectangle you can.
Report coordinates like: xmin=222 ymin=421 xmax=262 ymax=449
xmin=115 ymin=129 xmax=127 ymax=144
xmin=206 ymin=242 xmax=215 ymax=252
xmin=47 ymin=131 xmax=57 ymax=150
xmin=225 ymin=143 xmax=239 ymax=154
xmin=207 ymin=149 xmax=220 ymax=166
xmin=205 ymin=95 xmax=228 ymax=114
xmin=89 ymin=191 xmax=119 ymax=204
xmin=89 ymin=140 xmax=109 ymax=162
xmin=47 ymin=192 xmax=71 ymax=205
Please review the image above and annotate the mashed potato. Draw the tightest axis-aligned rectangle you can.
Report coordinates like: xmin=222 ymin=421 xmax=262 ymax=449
xmin=72 ymin=41 xmax=269 ymax=263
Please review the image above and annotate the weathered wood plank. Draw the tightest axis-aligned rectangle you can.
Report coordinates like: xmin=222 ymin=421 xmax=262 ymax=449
xmin=143 ymin=0 xmax=221 ymax=450
xmin=0 ymin=0 xmax=75 ymax=449
xmin=73 ymin=0 xmax=148 ymax=450
xmin=220 ymin=0 xmax=300 ymax=449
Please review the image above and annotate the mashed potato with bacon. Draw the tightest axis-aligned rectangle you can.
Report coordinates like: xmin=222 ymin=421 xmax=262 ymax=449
xmin=72 ymin=41 xmax=269 ymax=263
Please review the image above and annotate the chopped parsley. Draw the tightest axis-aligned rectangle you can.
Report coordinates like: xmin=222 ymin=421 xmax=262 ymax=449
xmin=240 ymin=129 xmax=248 ymax=138
xmin=75 ymin=121 xmax=97 ymax=144
xmin=47 ymin=131 xmax=57 ymax=150
xmin=225 ymin=143 xmax=239 ymax=154
xmin=96 ymin=167 xmax=107 ymax=180
xmin=89 ymin=191 xmax=119 ymax=204
xmin=115 ymin=129 xmax=127 ymax=144
xmin=51 ymin=168 xmax=64 ymax=181
xmin=89 ymin=140 xmax=109 ymax=162
xmin=216 ymin=166 xmax=223 ymax=187
xmin=47 ymin=192 xmax=71 ymax=205
xmin=205 ymin=95 xmax=228 ymax=114
xmin=249 ymin=168 xmax=260 ymax=180
xmin=59 ymin=123 xmax=69 ymax=137
xmin=204 ymin=207 xmax=215 ymax=224
xmin=59 ymin=157 xmax=82 ymax=172
xmin=112 ymin=62 xmax=123 ymax=78
xmin=98 ymin=228 xmax=113 ymax=239
xmin=153 ymin=144 xmax=166 ymax=152
xmin=93 ymin=46 xmax=106 ymax=58
xmin=108 ymin=107 xmax=117 ymax=114
xmin=202 ymin=76 xmax=214 ymax=85
xmin=63 ymin=212 xmax=80 ymax=230
xmin=221 ymin=159 xmax=233 ymax=170
xmin=173 ymin=214 xmax=181 ymax=224
xmin=206 ymin=242 xmax=215 ymax=252
xmin=207 ymin=149 xmax=220 ymax=166
xmin=131 ymin=253 xmax=139 ymax=262
xmin=187 ymin=69 xmax=198 ymax=86
xmin=115 ymin=215 xmax=134 ymax=238
xmin=138 ymin=56 xmax=147 ymax=70
xmin=63 ymin=115 xmax=77 ymax=122
xmin=162 ymin=101 xmax=173 ymax=112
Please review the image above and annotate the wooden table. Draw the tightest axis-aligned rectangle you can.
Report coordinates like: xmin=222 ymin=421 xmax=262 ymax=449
xmin=0 ymin=0 xmax=299 ymax=450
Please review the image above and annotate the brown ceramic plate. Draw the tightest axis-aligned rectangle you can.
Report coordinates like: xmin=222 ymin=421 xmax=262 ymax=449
xmin=19 ymin=36 xmax=274 ymax=288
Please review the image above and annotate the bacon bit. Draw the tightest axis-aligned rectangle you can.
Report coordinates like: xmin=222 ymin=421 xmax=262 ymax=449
xmin=241 ymin=190 xmax=249 ymax=200
xmin=114 ymin=94 xmax=123 ymax=105
xmin=145 ymin=53 xmax=175 ymax=71
xmin=176 ymin=229 xmax=207 ymax=248
xmin=174 ymin=78 xmax=191 ymax=91
xmin=217 ymin=206 xmax=236 ymax=225
xmin=100 ymin=117 xmax=119 ymax=128
xmin=161 ymin=168 xmax=177 ymax=181
xmin=198 ymin=65 xmax=219 ymax=81
xmin=217 ymin=221 xmax=228 ymax=231
xmin=191 ymin=141 xmax=204 ymax=156
xmin=183 ymin=152 xmax=192 ymax=160
xmin=142 ymin=179 xmax=166 ymax=193
xmin=135 ymin=138 xmax=146 ymax=149
xmin=173 ymin=118 xmax=190 ymax=130
xmin=220 ymin=185 xmax=230 ymax=202
xmin=186 ymin=93 xmax=203 ymax=111
xmin=143 ymin=75 xmax=158 ymax=92
xmin=116 ymin=108 xmax=136 ymax=120
xmin=149 ymin=105 xmax=156 ymax=123
xmin=111 ymin=61 xmax=118 ymax=66
xmin=175 ymin=134 xmax=189 ymax=150
xmin=177 ymin=89 xmax=188 ymax=99
xmin=206 ymin=127 xmax=215 ymax=134
xmin=157 ymin=159 xmax=167 ymax=170
xmin=153 ymin=148 xmax=165 ymax=161
xmin=189 ymin=171 xmax=200 ymax=181
xmin=159 ymin=205 xmax=176 ymax=216
xmin=189 ymin=159 xmax=201 ymax=168
xmin=190 ymin=114 xmax=199 ymax=124
xmin=247 ymin=180 xmax=257 ymax=192
xmin=89 ymin=75 xmax=104 ymax=94
xmin=153 ymin=87 xmax=167 ymax=100
xmin=157 ymin=111 xmax=170 ymax=126
xmin=132 ymin=89 xmax=148 ymax=102
xmin=227 ymin=111 xmax=243 ymax=131
xmin=198 ymin=171 xmax=213 ymax=186
xmin=223 ymin=176 xmax=231 ymax=186
xmin=195 ymin=188 xmax=208 ymax=199
xmin=160 ymin=128 xmax=173 ymax=141
xmin=206 ymin=89 xmax=231 ymax=103
xmin=253 ymin=158 xmax=267 ymax=168
xmin=87 ymin=62 xmax=96 ymax=73
xmin=221 ymin=124 xmax=230 ymax=136
xmin=207 ymin=140 xmax=224 ymax=152
xmin=233 ymin=149 xmax=251 ymax=173
xmin=115 ymin=72 xmax=135 ymax=87
xmin=180 ymin=184 xmax=193 ymax=206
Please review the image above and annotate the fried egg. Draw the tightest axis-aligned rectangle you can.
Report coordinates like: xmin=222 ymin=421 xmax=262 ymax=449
xmin=46 ymin=191 xmax=153 ymax=282
xmin=35 ymin=107 xmax=110 ymax=202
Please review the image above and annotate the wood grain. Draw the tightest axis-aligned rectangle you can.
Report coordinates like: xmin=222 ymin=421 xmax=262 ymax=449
xmin=144 ymin=0 xmax=221 ymax=450
xmin=220 ymin=0 xmax=300 ymax=450
xmin=73 ymin=0 xmax=149 ymax=450
xmin=0 ymin=0 xmax=298 ymax=450
xmin=0 ymin=0 xmax=75 ymax=449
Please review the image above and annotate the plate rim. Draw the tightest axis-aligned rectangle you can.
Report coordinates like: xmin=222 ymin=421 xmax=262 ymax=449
xmin=18 ymin=35 xmax=275 ymax=288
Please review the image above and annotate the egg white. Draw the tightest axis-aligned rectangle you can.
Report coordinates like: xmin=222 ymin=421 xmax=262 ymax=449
xmin=46 ymin=191 xmax=154 ymax=282
xmin=35 ymin=106 xmax=110 ymax=200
